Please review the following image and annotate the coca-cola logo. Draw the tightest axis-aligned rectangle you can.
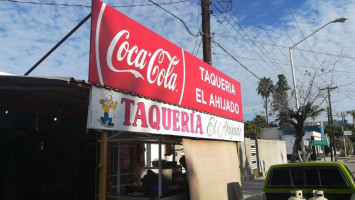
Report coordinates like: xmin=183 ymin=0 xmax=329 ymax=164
xmin=106 ymin=29 xmax=180 ymax=91
xmin=90 ymin=1 xmax=243 ymax=121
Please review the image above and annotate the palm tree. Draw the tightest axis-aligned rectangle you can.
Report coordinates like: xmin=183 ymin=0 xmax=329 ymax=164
xmin=256 ymin=77 xmax=274 ymax=123
xmin=309 ymin=105 xmax=326 ymax=124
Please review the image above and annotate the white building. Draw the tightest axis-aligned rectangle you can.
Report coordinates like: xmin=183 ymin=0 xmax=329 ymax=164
xmin=261 ymin=125 xmax=326 ymax=159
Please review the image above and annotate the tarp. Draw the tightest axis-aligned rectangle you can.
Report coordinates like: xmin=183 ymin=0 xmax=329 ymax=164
xmin=183 ymin=138 xmax=241 ymax=200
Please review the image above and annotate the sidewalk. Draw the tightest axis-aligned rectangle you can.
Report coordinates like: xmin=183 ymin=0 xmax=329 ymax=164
xmin=319 ymin=155 xmax=351 ymax=162
xmin=345 ymin=154 xmax=355 ymax=162
xmin=241 ymin=176 xmax=266 ymax=199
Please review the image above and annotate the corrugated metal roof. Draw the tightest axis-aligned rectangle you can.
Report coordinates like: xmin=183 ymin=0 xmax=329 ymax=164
xmin=0 ymin=75 xmax=90 ymax=105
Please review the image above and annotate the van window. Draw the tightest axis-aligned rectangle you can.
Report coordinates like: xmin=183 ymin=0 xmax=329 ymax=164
xmin=270 ymin=168 xmax=291 ymax=186
xmin=319 ymin=168 xmax=347 ymax=186
xmin=304 ymin=168 xmax=319 ymax=186
xmin=291 ymin=168 xmax=304 ymax=185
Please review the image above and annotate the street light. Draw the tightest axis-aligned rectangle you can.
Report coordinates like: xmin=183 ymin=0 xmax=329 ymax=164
xmin=289 ymin=17 xmax=348 ymax=110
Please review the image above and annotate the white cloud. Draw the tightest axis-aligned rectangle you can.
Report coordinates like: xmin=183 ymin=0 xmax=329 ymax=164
xmin=0 ymin=0 xmax=354 ymax=122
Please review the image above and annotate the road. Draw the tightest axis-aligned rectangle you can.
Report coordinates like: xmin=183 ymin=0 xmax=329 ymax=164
xmin=344 ymin=155 xmax=355 ymax=176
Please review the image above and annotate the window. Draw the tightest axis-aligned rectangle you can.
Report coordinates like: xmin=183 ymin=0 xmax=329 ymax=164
xmin=270 ymin=169 xmax=291 ymax=186
xmin=304 ymin=168 xmax=320 ymax=186
xmin=110 ymin=143 xmax=119 ymax=187
xmin=291 ymin=168 xmax=304 ymax=186
xmin=110 ymin=143 xmax=135 ymax=187
xmin=319 ymin=168 xmax=347 ymax=187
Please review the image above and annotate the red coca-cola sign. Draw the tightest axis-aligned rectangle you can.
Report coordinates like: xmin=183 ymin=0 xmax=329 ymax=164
xmin=89 ymin=0 xmax=243 ymax=122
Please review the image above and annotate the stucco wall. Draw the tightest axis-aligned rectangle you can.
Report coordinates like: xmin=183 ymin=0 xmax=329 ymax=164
xmin=257 ymin=139 xmax=287 ymax=176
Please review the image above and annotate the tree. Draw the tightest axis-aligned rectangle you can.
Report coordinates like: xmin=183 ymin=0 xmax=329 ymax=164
xmin=272 ymin=74 xmax=291 ymax=127
xmin=253 ymin=115 xmax=269 ymax=128
xmin=244 ymin=115 xmax=268 ymax=138
xmin=347 ymin=110 xmax=355 ymax=129
xmin=325 ymin=125 xmax=343 ymax=136
xmin=244 ymin=122 xmax=262 ymax=138
xmin=288 ymin=103 xmax=317 ymax=162
xmin=256 ymin=77 xmax=274 ymax=124
xmin=335 ymin=137 xmax=352 ymax=157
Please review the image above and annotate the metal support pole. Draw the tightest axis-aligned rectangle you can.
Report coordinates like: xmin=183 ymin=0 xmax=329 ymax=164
xmin=146 ymin=143 xmax=151 ymax=167
xmin=158 ymin=139 xmax=162 ymax=198
xmin=288 ymin=18 xmax=347 ymax=110
xmin=289 ymin=47 xmax=300 ymax=110
xmin=24 ymin=13 xmax=91 ymax=75
xmin=342 ymin=112 xmax=347 ymax=157
xmin=327 ymin=107 xmax=334 ymax=161
xmin=116 ymin=142 xmax=121 ymax=194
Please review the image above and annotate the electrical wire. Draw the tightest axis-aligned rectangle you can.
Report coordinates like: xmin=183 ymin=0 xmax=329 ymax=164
xmin=282 ymin=0 xmax=324 ymax=71
xmin=212 ymin=41 xmax=260 ymax=80
xmin=214 ymin=0 xmax=290 ymax=79
xmin=0 ymin=0 xmax=196 ymax=8
xmin=261 ymin=0 xmax=313 ymax=81
xmin=148 ymin=0 xmax=200 ymax=38
xmin=212 ymin=33 xmax=355 ymax=60
xmin=211 ymin=7 xmax=278 ymax=79
xmin=212 ymin=1 xmax=284 ymax=79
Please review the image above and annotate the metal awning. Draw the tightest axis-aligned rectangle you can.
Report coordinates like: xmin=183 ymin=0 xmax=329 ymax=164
xmin=0 ymin=75 xmax=90 ymax=105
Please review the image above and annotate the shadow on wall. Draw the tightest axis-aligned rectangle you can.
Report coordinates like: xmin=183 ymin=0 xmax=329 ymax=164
xmin=227 ymin=182 xmax=243 ymax=200
xmin=281 ymin=151 xmax=284 ymax=163
xmin=239 ymin=141 xmax=254 ymax=182
xmin=259 ymin=151 xmax=285 ymax=176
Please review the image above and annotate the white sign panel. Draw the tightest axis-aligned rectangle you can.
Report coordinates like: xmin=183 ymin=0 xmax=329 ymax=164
xmin=344 ymin=131 xmax=352 ymax=136
xmin=87 ymin=86 xmax=244 ymax=142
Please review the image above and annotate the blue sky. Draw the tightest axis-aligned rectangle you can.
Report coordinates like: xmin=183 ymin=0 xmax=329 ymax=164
xmin=0 ymin=0 xmax=354 ymax=123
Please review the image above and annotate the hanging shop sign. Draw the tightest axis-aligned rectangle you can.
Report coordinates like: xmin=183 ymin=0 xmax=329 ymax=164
xmin=87 ymin=86 xmax=244 ymax=142
xmin=89 ymin=0 xmax=243 ymax=122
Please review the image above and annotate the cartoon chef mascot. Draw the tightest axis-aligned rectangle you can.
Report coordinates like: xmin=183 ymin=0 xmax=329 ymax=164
xmin=100 ymin=93 xmax=118 ymax=127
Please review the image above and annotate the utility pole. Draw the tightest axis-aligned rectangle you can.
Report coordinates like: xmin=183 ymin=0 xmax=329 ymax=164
xmin=322 ymin=86 xmax=338 ymax=161
xmin=341 ymin=112 xmax=347 ymax=157
xmin=327 ymin=107 xmax=334 ymax=161
xmin=201 ymin=0 xmax=212 ymax=65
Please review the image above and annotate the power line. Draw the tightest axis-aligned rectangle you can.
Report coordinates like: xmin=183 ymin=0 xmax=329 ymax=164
xmin=212 ymin=0 xmax=288 ymax=79
xmin=237 ymin=0 xmax=292 ymax=70
xmin=212 ymin=33 xmax=355 ymax=60
xmin=262 ymin=0 xmax=314 ymax=82
xmin=210 ymin=14 xmax=276 ymax=78
xmin=337 ymin=81 xmax=355 ymax=88
xmin=211 ymin=5 xmax=279 ymax=79
xmin=282 ymin=0 xmax=324 ymax=72
xmin=212 ymin=41 xmax=260 ymax=80
xmin=213 ymin=52 xmax=355 ymax=74
xmin=232 ymin=0 xmax=291 ymax=78
xmin=148 ymin=0 xmax=200 ymax=38
xmin=0 ymin=0 xmax=195 ymax=8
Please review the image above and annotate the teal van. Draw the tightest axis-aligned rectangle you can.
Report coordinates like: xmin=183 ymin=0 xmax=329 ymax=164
xmin=264 ymin=162 xmax=355 ymax=200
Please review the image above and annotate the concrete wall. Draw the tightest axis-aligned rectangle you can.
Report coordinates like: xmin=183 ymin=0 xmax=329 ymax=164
xmin=260 ymin=127 xmax=283 ymax=140
xmin=257 ymin=139 xmax=287 ymax=176
xmin=239 ymin=138 xmax=254 ymax=182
